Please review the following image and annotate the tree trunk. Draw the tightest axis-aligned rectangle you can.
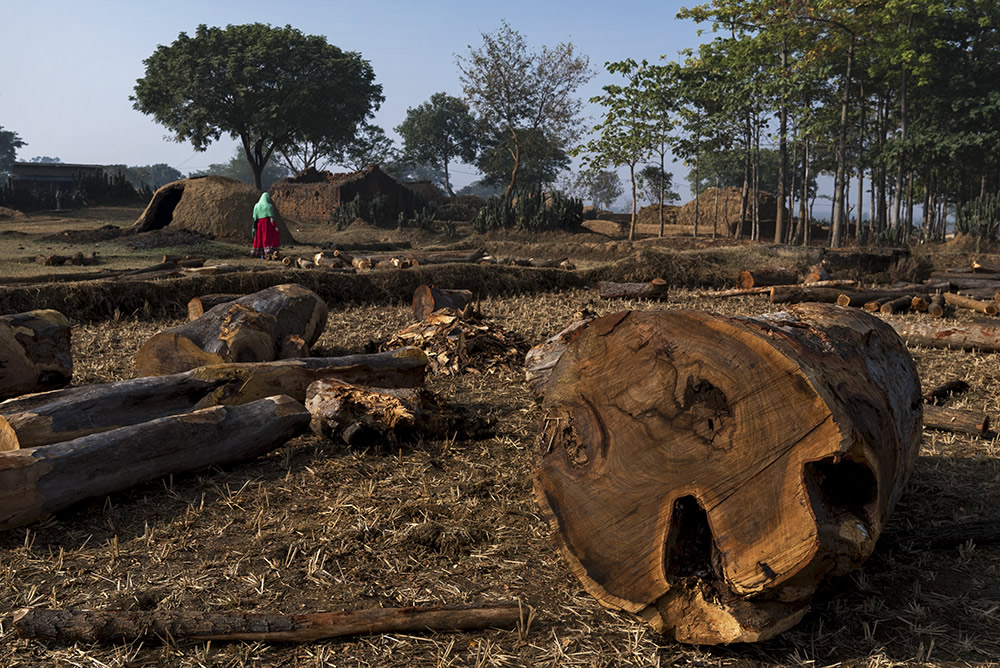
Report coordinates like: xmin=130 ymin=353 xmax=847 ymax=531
xmin=187 ymin=294 xmax=242 ymax=321
xmin=135 ymin=284 xmax=328 ymax=377
xmin=0 ymin=310 xmax=73 ymax=400
xmin=412 ymin=285 xmax=474 ymax=321
xmin=0 ymin=395 xmax=309 ymax=531
xmin=597 ymin=279 xmax=669 ymax=300
xmin=891 ymin=321 xmax=1000 ymax=353
xmin=12 ymin=603 xmax=521 ymax=645
xmin=737 ymin=268 xmax=797 ymax=290
xmin=533 ymin=305 xmax=921 ymax=644
xmin=775 ymin=39 xmax=788 ymax=245
xmin=831 ymin=35 xmax=856 ymax=248
xmin=0 ymin=348 xmax=427 ymax=451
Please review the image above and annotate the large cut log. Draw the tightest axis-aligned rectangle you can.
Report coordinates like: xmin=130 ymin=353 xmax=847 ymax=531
xmin=412 ymin=285 xmax=474 ymax=321
xmin=922 ymin=404 xmax=992 ymax=437
xmin=597 ymin=279 xmax=669 ymax=300
xmin=0 ymin=348 xmax=427 ymax=451
xmin=135 ymin=284 xmax=329 ymax=377
xmin=13 ymin=603 xmax=522 ymax=644
xmin=737 ymin=268 xmax=797 ymax=289
xmin=891 ymin=321 xmax=1000 ymax=352
xmin=0 ymin=395 xmax=309 ymax=531
xmin=0 ymin=310 xmax=73 ymax=400
xmin=187 ymin=294 xmax=242 ymax=321
xmin=533 ymin=304 xmax=921 ymax=644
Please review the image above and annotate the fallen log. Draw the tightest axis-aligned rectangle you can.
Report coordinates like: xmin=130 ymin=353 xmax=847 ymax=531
xmin=70 ymin=252 xmax=98 ymax=266
xmin=36 ymin=254 xmax=70 ymax=267
xmin=803 ymin=261 xmax=832 ymax=284
xmin=922 ymin=404 xmax=992 ymax=437
xmin=135 ymin=284 xmax=328 ymax=377
xmin=911 ymin=295 xmax=929 ymax=312
xmin=923 ymin=379 xmax=971 ymax=404
xmin=972 ymin=260 xmax=1000 ymax=274
xmin=0 ymin=395 xmax=309 ymax=531
xmin=738 ymin=268 xmax=797 ymax=289
xmin=930 ymin=274 xmax=1000 ymax=290
xmin=533 ymin=304 xmax=921 ymax=644
xmin=0 ymin=310 xmax=73 ymax=401
xmin=412 ymin=285 xmax=474 ymax=321
xmin=119 ymin=260 xmax=178 ymax=277
xmin=187 ymin=294 xmax=242 ymax=321
xmin=769 ymin=286 xmax=845 ymax=304
xmin=0 ymin=348 xmax=427 ymax=450
xmin=698 ymin=280 xmax=857 ymax=299
xmin=943 ymin=292 xmax=998 ymax=316
xmin=880 ymin=295 xmax=914 ymax=315
xmin=597 ymin=279 xmax=669 ymax=300
xmin=863 ymin=296 xmax=894 ymax=313
xmin=891 ymin=321 xmax=1000 ymax=353
xmin=12 ymin=603 xmax=522 ymax=645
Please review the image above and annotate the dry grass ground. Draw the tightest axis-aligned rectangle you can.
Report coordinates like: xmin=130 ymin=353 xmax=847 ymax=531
xmin=0 ymin=209 xmax=997 ymax=666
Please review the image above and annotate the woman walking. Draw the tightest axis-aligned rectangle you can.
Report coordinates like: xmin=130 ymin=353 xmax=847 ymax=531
xmin=251 ymin=192 xmax=280 ymax=259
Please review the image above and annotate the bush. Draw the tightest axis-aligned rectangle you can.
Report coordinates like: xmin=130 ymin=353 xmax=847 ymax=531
xmin=958 ymin=193 xmax=1000 ymax=239
xmin=471 ymin=187 xmax=583 ymax=232
xmin=329 ymin=193 xmax=391 ymax=229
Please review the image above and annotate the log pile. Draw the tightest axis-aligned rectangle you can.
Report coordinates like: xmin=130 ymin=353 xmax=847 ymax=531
xmin=525 ymin=304 xmax=922 ymax=644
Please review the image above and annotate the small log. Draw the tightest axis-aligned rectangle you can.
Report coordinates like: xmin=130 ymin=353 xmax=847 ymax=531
xmin=315 ymin=252 xmax=347 ymax=269
xmin=880 ymin=295 xmax=914 ymax=315
xmin=135 ymin=284 xmax=328 ymax=377
xmin=923 ymin=404 xmax=992 ymax=437
xmin=0 ymin=395 xmax=309 ymax=531
xmin=530 ymin=257 xmax=569 ymax=269
xmin=0 ymin=348 xmax=427 ymax=451
xmin=297 ymin=258 xmax=316 ymax=269
xmin=12 ymin=603 xmax=522 ymax=645
xmin=928 ymin=294 xmax=946 ymax=318
xmin=923 ymin=379 xmax=970 ymax=404
xmin=891 ymin=321 xmax=1000 ymax=352
xmin=187 ymin=294 xmax=242 ymax=321
xmin=560 ymin=260 xmax=576 ymax=271
xmin=36 ymin=254 xmax=69 ymax=266
xmin=943 ymin=292 xmax=998 ymax=316
xmin=737 ymin=268 xmax=797 ymax=289
xmin=972 ymin=260 xmax=1000 ymax=274
xmin=412 ymin=285 xmax=474 ymax=321
xmin=699 ymin=280 xmax=857 ymax=299
xmin=769 ymin=286 xmax=845 ymax=304
xmin=352 ymin=257 xmax=373 ymax=272
xmin=863 ymin=296 xmax=894 ymax=313
xmin=929 ymin=274 xmax=1000 ymax=290
xmin=956 ymin=287 xmax=1000 ymax=300
xmin=535 ymin=304 xmax=921 ymax=644
xmin=911 ymin=295 xmax=929 ymax=312
xmin=0 ymin=310 xmax=73 ymax=401
xmin=176 ymin=257 xmax=206 ymax=268
xmin=803 ymin=261 xmax=832 ymax=284
xmin=597 ymin=279 xmax=669 ymax=301
xmin=120 ymin=260 xmax=178 ymax=277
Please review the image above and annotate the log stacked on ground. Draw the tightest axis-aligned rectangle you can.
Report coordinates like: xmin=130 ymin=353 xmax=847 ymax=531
xmin=597 ymin=279 xmax=669 ymax=300
xmin=737 ymin=268 xmax=796 ymax=289
xmin=135 ymin=284 xmax=329 ymax=377
xmin=891 ymin=321 xmax=1000 ymax=352
xmin=529 ymin=304 xmax=921 ymax=644
xmin=0 ymin=310 xmax=73 ymax=400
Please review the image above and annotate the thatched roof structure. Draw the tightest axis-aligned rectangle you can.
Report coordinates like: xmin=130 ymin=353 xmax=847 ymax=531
xmin=131 ymin=176 xmax=295 ymax=244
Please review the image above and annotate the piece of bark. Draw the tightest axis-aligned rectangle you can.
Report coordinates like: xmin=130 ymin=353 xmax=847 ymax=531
xmin=943 ymin=292 xmax=998 ymax=316
xmin=12 ymin=603 xmax=522 ymax=645
xmin=187 ymin=294 xmax=242 ymax=321
xmin=738 ymin=268 xmax=797 ymax=289
xmin=880 ymin=295 xmax=914 ymax=315
xmin=0 ymin=348 xmax=427 ymax=451
xmin=597 ymin=279 xmax=669 ymax=300
xmin=891 ymin=321 xmax=1000 ymax=352
xmin=0 ymin=395 xmax=309 ymax=531
xmin=412 ymin=285 xmax=474 ymax=321
xmin=0 ymin=310 xmax=73 ymax=401
xmin=769 ymin=286 xmax=845 ymax=304
xmin=922 ymin=404 xmax=992 ymax=437
xmin=923 ymin=379 xmax=971 ymax=404
xmin=135 ymin=284 xmax=328 ymax=377
xmin=534 ymin=304 xmax=921 ymax=644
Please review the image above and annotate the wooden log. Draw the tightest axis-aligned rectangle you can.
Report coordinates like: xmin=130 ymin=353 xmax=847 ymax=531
xmin=525 ymin=319 xmax=594 ymax=399
xmin=929 ymin=274 xmax=1000 ymax=290
xmin=956 ymin=287 xmax=1000 ymax=300
xmin=120 ymin=260 xmax=178 ymax=277
xmin=0 ymin=395 xmax=309 ymax=531
xmin=943 ymin=292 xmax=998 ymax=316
xmin=863 ymin=296 xmax=894 ymax=313
xmin=923 ymin=379 xmax=970 ymax=404
xmin=530 ymin=257 xmax=569 ymax=269
xmin=699 ymin=280 xmax=857 ymax=299
xmin=911 ymin=295 xmax=929 ymax=312
xmin=534 ymin=304 xmax=921 ymax=644
xmin=0 ymin=348 xmax=427 ymax=451
xmin=12 ymin=603 xmax=522 ymax=645
xmin=769 ymin=286 xmax=846 ymax=304
xmin=0 ymin=310 xmax=73 ymax=401
xmin=597 ymin=279 xmax=669 ymax=300
xmin=803 ymin=261 xmax=832 ymax=284
xmin=880 ymin=295 xmax=914 ymax=315
xmin=891 ymin=321 xmax=1000 ymax=352
xmin=176 ymin=257 xmax=206 ymax=268
xmin=412 ymin=285 xmax=474 ymax=321
xmin=928 ymin=294 xmax=946 ymax=318
xmin=737 ymin=268 xmax=797 ymax=289
xmin=187 ymin=294 xmax=242 ymax=321
xmin=972 ymin=260 xmax=1000 ymax=274
xmin=36 ymin=254 xmax=69 ymax=267
xmin=135 ymin=284 xmax=328 ymax=377
xmin=922 ymin=404 xmax=992 ymax=437
xmin=297 ymin=257 xmax=316 ymax=269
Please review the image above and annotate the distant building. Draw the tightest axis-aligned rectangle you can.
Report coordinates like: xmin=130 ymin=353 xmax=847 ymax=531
xmin=10 ymin=162 xmax=114 ymax=197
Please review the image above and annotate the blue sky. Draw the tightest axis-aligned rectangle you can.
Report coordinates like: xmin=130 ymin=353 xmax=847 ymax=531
xmin=2 ymin=1 xmax=708 ymax=198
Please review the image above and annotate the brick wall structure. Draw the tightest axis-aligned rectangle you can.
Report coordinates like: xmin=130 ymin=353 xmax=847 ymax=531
xmin=270 ymin=165 xmax=421 ymax=225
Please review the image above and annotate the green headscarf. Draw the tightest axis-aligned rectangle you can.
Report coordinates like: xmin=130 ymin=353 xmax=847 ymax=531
xmin=253 ymin=192 xmax=276 ymax=219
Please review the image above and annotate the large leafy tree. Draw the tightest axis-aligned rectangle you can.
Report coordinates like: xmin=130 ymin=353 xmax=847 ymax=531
xmin=457 ymin=21 xmax=592 ymax=201
xmin=396 ymin=92 xmax=479 ymax=196
xmin=132 ymin=23 xmax=383 ymax=190
xmin=0 ymin=126 xmax=26 ymax=174
xmin=571 ymin=167 xmax=625 ymax=210
xmin=333 ymin=123 xmax=399 ymax=172
xmin=476 ymin=127 xmax=571 ymax=191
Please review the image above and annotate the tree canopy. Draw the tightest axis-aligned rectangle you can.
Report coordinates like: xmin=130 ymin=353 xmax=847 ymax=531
xmin=396 ymin=93 xmax=479 ymax=196
xmin=0 ymin=126 xmax=26 ymax=175
xmin=188 ymin=149 xmax=291 ymax=190
xmin=132 ymin=23 xmax=383 ymax=190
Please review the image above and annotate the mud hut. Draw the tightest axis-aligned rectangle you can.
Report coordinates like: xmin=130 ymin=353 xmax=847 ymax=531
xmin=131 ymin=176 xmax=296 ymax=244
xmin=270 ymin=165 xmax=421 ymax=226
xmin=676 ymin=187 xmax=784 ymax=238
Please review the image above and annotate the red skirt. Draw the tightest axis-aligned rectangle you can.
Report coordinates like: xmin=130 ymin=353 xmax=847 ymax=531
xmin=252 ymin=217 xmax=280 ymax=254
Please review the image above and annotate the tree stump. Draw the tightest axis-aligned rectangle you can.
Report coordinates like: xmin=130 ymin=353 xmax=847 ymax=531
xmin=0 ymin=310 xmax=73 ymax=400
xmin=135 ymin=284 xmax=328 ymax=377
xmin=533 ymin=304 xmax=922 ymax=644
xmin=412 ymin=285 xmax=474 ymax=321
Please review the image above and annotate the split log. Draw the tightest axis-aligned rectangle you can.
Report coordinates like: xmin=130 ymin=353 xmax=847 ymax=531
xmin=187 ymin=294 xmax=242 ymax=321
xmin=923 ymin=404 xmax=992 ymax=437
xmin=597 ymin=279 xmax=669 ymax=300
xmin=12 ymin=603 xmax=522 ymax=645
xmin=923 ymin=379 xmax=970 ymax=404
xmin=533 ymin=304 xmax=921 ymax=644
xmin=891 ymin=321 xmax=1000 ymax=352
xmin=769 ymin=286 xmax=845 ymax=304
xmin=943 ymin=292 xmax=998 ymax=316
xmin=412 ymin=285 xmax=474 ymax=321
xmin=135 ymin=284 xmax=329 ymax=377
xmin=737 ymin=268 xmax=797 ymax=289
xmin=0 ymin=310 xmax=72 ymax=401
xmin=0 ymin=348 xmax=427 ymax=451
xmin=0 ymin=395 xmax=309 ymax=531
xmin=880 ymin=295 xmax=914 ymax=315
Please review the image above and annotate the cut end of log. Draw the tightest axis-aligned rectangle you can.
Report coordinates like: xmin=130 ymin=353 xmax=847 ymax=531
xmin=134 ymin=333 xmax=226 ymax=378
